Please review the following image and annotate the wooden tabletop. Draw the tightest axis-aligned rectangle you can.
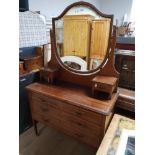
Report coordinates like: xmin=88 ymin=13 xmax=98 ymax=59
xmin=96 ymin=114 xmax=135 ymax=155
xmin=26 ymin=82 xmax=119 ymax=115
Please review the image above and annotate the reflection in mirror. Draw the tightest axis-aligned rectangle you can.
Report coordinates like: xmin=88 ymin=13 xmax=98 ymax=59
xmin=55 ymin=5 xmax=111 ymax=72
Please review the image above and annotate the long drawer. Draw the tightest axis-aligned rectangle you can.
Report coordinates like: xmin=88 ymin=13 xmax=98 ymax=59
xmin=62 ymin=112 xmax=101 ymax=137
xmin=62 ymin=102 xmax=103 ymax=126
xmin=31 ymin=93 xmax=63 ymax=109
xmin=61 ymin=119 xmax=101 ymax=148
xmin=30 ymin=93 xmax=62 ymax=120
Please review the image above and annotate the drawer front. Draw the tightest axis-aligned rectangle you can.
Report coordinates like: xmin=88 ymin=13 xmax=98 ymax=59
xmin=30 ymin=93 xmax=62 ymax=120
xmin=117 ymin=99 xmax=135 ymax=112
xmin=31 ymin=100 xmax=61 ymax=119
xmin=32 ymin=111 xmax=61 ymax=128
xmin=62 ymin=112 xmax=101 ymax=137
xmin=62 ymin=102 xmax=102 ymax=126
xmin=95 ymin=83 xmax=113 ymax=93
xmin=61 ymin=119 xmax=101 ymax=148
xmin=31 ymin=93 xmax=62 ymax=110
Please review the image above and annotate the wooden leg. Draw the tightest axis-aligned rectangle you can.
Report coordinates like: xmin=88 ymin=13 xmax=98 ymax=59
xmin=33 ymin=120 xmax=39 ymax=136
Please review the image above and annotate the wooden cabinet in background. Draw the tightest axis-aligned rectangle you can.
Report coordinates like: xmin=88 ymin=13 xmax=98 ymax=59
xmin=116 ymin=87 xmax=135 ymax=113
xmin=63 ymin=15 xmax=94 ymax=61
xmin=90 ymin=19 xmax=110 ymax=60
xmin=63 ymin=15 xmax=111 ymax=69
xmin=116 ymin=43 xmax=135 ymax=50
xmin=115 ymin=51 xmax=135 ymax=90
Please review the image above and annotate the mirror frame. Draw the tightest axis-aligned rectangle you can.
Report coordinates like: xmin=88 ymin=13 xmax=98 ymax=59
xmin=50 ymin=1 xmax=114 ymax=75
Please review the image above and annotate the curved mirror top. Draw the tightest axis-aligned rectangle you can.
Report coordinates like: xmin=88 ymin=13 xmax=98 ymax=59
xmin=54 ymin=5 xmax=112 ymax=72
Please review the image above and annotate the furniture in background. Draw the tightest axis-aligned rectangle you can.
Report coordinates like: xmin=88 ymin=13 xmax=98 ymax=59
xmin=116 ymin=36 xmax=135 ymax=50
xmin=63 ymin=15 xmax=111 ymax=70
xmin=19 ymin=47 xmax=44 ymax=134
xmin=63 ymin=15 xmax=93 ymax=63
xmin=19 ymin=10 xmax=49 ymax=135
xmin=19 ymin=72 xmax=39 ymax=134
xmin=114 ymin=49 xmax=135 ymax=114
xmin=116 ymin=43 xmax=135 ymax=51
xmin=89 ymin=19 xmax=110 ymax=69
xmin=115 ymin=50 xmax=135 ymax=90
xmin=20 ymin=47 xmax=44 ymax=73
xmin=116 ymin=87 xmax=135 ymax=113
xmin=96 ymin=114 xmax=135 ymax=155
xmin=115 ymin=28 xmax=135 ymax=113
xmin=26 ymin=1 xmax=119 ymax=148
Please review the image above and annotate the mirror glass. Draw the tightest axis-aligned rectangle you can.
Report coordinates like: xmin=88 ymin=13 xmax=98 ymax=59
xmin=55 ymin=5 xmax=111 ymax=72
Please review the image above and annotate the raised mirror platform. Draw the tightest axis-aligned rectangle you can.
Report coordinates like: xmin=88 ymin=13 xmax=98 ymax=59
xmin=45 ymin=1 xmax=119 ymax=88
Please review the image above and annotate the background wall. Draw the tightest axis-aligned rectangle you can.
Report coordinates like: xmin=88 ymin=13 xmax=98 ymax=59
xmin=99 ymin=0 xmax=133 ymax=26
xmin=29 ymin=0 xmax=134 ymax=25
xmin=29 ymin=0 xmax=100 ymax=17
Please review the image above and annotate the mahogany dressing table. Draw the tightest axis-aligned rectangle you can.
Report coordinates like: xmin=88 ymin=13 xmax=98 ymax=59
xmin=26 ymin=1 xmax=119 ymax=148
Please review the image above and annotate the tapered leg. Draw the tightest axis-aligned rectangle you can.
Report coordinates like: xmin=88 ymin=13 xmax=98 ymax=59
xmin=33 ymin=120 xmax=39 ymax=136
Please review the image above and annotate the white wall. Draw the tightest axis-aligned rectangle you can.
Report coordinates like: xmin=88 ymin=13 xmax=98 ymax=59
xmin=29 ymin=0 xmax=133 ymax=25
xmin=29 ymin=0 xmax=101 ymax=17
xmin=99 ymin=0 xmax=133 ymax=25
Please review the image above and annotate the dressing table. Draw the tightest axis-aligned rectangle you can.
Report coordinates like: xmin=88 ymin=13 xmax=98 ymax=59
xmin=26 ymin=1 xmax=119 ymax=148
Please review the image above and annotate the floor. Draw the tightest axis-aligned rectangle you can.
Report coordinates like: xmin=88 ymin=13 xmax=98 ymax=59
xmin=19 ymin=123 xmax=97 ymax=155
